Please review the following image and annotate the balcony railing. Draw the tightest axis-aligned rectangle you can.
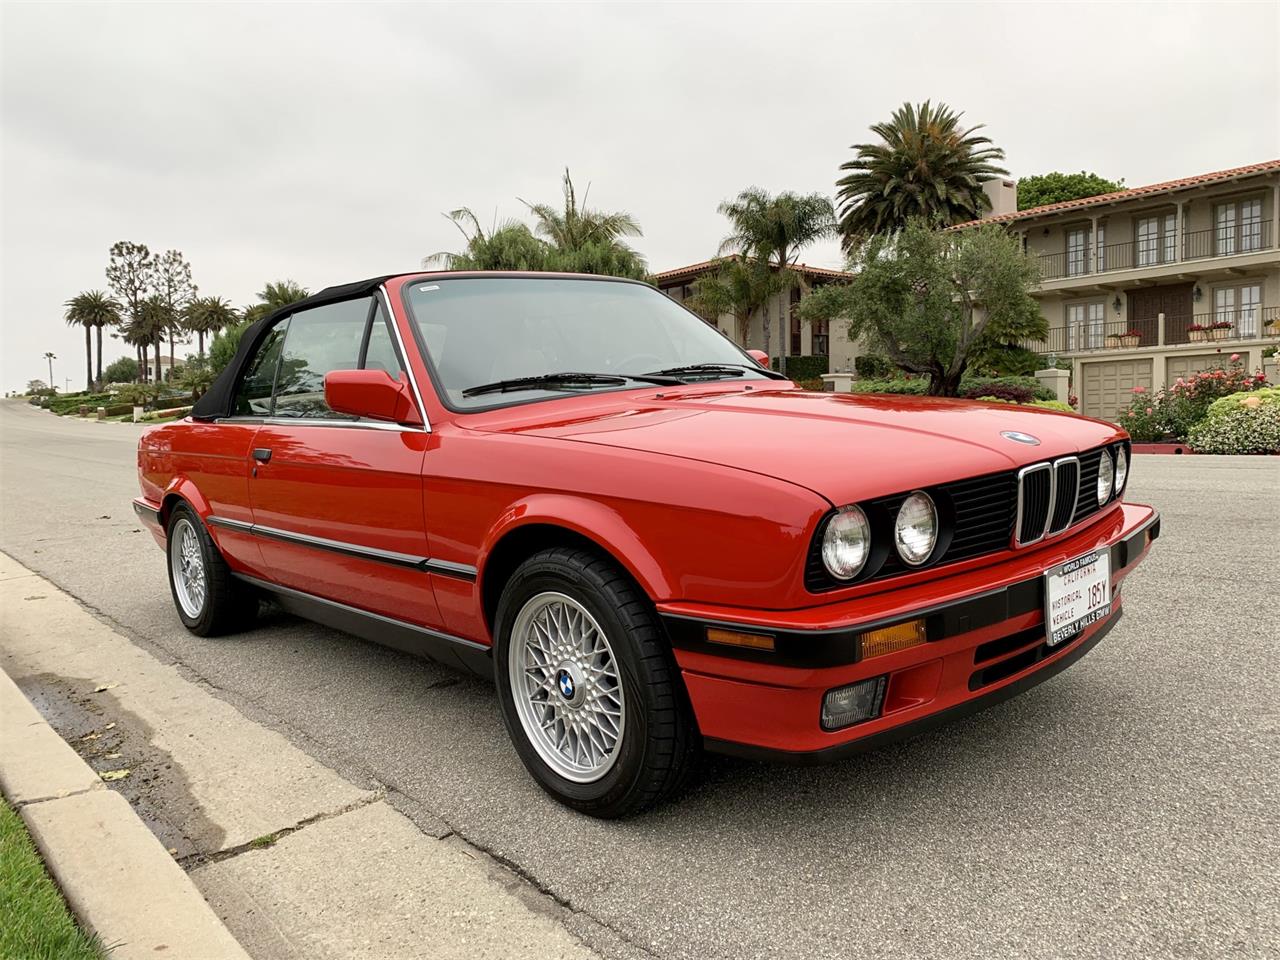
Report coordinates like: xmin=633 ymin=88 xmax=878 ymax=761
xmin=1036 ymin=221 xmax=1273 ymax=281
xmin=1023 ymin=306 xmax=1279 ymax=355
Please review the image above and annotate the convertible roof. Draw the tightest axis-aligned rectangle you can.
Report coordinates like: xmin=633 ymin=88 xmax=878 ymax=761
xmin=190 ymin=275 xmax=396 ymax=421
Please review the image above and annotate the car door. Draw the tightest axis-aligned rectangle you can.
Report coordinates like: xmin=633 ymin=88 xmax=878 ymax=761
xmin=247 ymin=295 xmax=441 ymax=628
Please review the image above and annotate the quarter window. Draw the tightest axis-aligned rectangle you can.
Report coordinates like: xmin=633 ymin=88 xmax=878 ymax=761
xmin=232 ymin=319 xmax=289 ymax=416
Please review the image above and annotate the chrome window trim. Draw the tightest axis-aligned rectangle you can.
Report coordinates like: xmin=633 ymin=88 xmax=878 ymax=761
xmin=205 ymin=515 xmax=477 ymax=581
xmin=1051 ymin=455 xmax=1081 ymax=534
xmin=1014 ymin=461 xmax=1053 ymax=547
xmin=380 ymin=284 xmax=431 ymax=433
xmin=213 ymin=416 xmax=425 ymax=433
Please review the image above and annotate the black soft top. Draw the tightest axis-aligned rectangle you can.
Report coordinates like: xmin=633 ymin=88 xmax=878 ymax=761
xmin=190 ymin=275 xmax=396 ymax=421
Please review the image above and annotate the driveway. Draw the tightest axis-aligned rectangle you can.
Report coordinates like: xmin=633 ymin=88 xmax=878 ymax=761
xmin=1 ymin=398 xmax=1276 ymax=959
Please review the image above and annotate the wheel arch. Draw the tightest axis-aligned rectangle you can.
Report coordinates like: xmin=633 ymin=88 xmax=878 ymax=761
xmin=476 ymin=498 xmax=673 ymax=637
xmin=159 ymin=477 xmax=212 ymax=528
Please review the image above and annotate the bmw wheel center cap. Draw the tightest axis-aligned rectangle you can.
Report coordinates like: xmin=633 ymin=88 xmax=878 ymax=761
xmin=556 ymin=664 xmax=580 ymax=703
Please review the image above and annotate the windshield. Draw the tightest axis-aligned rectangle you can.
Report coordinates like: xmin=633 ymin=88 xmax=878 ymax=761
xmin=403 ymin=276 xmax=772 ymax=409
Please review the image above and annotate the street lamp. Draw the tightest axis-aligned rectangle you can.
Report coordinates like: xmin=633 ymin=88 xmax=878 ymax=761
xmin=43 ymin=352 xmax=56 ymax=391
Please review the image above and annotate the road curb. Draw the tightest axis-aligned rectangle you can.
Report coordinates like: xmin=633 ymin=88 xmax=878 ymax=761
xmin=0 ymin=667 xmax=251 ymax=960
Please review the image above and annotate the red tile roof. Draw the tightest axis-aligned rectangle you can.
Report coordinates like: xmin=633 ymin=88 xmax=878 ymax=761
xmin=652 ymin=255 xmax=852 ymax=284
xmin=951 ymin=158 xmax=1280 ymax=229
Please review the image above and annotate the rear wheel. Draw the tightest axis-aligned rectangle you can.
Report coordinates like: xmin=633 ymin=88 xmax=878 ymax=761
xmin=494 ymin=547 xmax=698 ymax=818
xmin=166 ymin=503 xmax=258 ymax=636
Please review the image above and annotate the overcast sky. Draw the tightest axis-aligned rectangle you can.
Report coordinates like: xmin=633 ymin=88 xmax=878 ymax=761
xmin=2 ymin=1 xmax=1277 ymax=392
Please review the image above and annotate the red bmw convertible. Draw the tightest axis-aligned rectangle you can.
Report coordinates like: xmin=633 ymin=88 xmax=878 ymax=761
xmin=135 ymin=272 xmax=1158 ymax=817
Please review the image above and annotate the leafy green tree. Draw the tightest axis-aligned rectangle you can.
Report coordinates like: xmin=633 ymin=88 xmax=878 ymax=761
xmin=179 ymin=354 xmax=215 ymax=398
xmin=687 ymin=257 xmax=779 ymax=350
xmin=154 ymin=250 xmax=197 ymax=375
xmin=836 ymin=101 xmax=1008 ymax=244
xmin=209 ymin=318 xmax=253 ymax=375
xmin=183 ymin=296 xmax=239 ymax=358
xmin=63 ymin=291 xmax=121 ymax=390
xmin=105 ymin=241 xmax=155 ymax=380
xmin=102 ymin=355 xmax=140 ymax=384
xmin=801 ymin=219 xmax=1044 ymax=396
xmin=717 ymin=187 xmax=836 ymax=361
xmin=1017 ymin=171 xmax=1125 ymax=210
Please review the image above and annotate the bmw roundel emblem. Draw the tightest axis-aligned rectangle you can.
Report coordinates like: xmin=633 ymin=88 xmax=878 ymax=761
xmin=1001 ymin=430 xmax=1041 ymax=446
xmin=557 ymin=670 xmax=575 ymax=700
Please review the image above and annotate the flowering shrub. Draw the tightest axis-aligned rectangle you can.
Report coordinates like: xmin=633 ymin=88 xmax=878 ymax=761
xmin=1188 ymin=404 xmax=1280 ymax=454
xmin=1116 ymin=359 xmax=1269 ymax=441
xmin=1205 ymin=386 xmax=1280 ymax=419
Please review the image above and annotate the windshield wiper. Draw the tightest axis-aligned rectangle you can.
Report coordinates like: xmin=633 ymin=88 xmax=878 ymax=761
xmin=462 ymin=371 xmax=682 ymax=398
xmin=642 ymin=362 xmax=788 ymax=381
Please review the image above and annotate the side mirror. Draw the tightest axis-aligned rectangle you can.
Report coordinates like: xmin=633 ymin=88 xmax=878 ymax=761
xmin=746 ymin=349 xmax=771 ymax=369
xmin=324 ymin=369 xmax=423 ymax=426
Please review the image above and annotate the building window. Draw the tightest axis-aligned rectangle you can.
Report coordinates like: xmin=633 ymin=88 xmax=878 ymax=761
xmin=1067 ymin=301 xmax=1105 ymax=350
xmin=1096 ymin=224 xmax=1106 ymax=272
xmin=1136 ymin=215 xmax=1175 ymax=266
xmin=1066 ymin=228 xmax=1088 ymax=276
xmin=1216 ymin=198 xmax=1264 ymax=255
xmin=812 ymin=318 xmax=829 ymax=356
xmin=1215 ymin=283 xmax=1262 ymax=337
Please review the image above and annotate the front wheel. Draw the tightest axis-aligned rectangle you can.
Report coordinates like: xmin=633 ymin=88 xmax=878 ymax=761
xmin=493 ymin=547 xmax=698 ymax=818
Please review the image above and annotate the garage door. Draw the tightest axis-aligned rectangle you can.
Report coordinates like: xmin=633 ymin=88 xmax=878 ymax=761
xmin=1081 ymin=359 xmax=1153 ymax=421
xmin=1167 ymin=353 xmax=1231 ymax=383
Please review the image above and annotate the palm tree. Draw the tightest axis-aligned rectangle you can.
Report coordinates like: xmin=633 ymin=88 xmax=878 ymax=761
xmin=183 ymin=296 xmax=239 ymax=358
xmin=43 ymin=352 xmax=56 ymax=390
xmin=687 ymin=257 xmax=780 ymax=351
xmin=130 ymin=295 xmax=172 ymax=383
xmin=717 ymin=188 xmax=836 ymax=364
xmin=257 ymin=280 xmax=310 ymax=313
xmin=64 ymin=291 xmax=121 ymax=391
xmin=836 ymin=100 xmax=1009 ymax=244
xmin=427 ymin=209 xmax=551 ymax=271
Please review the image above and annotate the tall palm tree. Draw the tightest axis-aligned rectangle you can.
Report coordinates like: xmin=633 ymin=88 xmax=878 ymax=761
xmin=523 ymin=169 xmax=643 ymax=253
xmin=64 ymin=291 xmax=120 ymax=390
xmin=183 ymin=296 xmax=239 ymax=358
xmin=43 ymin=352 xmax=57 ymax=391
xmin=717 ymin=188 xmax=836 ymax=364
xmin=836 ymin=100 xmax=1009 ymax=244
xmin=687 ymin=257 xmax=780 ymax=351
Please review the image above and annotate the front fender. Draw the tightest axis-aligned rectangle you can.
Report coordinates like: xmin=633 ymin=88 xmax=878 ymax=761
xmin=478 ymin=493 xmax=673 ymax=601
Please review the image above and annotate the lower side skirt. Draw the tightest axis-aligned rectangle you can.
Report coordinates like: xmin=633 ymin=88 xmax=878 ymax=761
xmin=233 ymin=573 xmax=494 ymax=680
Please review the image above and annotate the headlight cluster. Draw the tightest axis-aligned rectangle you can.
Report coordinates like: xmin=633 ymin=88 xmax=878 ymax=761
xmin=821 ymin=491 xmax=940 ymax=581
xmin=1097 ymin=443 xmax=1129 ymax=506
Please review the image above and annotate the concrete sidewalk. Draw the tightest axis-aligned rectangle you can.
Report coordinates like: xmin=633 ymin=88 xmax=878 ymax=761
xmin=0 ymin=552 xmax=599 ymax=960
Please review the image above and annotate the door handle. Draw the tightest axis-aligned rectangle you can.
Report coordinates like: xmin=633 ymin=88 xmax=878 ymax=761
xmin=252 ymin=448 xmax=272 ymax=463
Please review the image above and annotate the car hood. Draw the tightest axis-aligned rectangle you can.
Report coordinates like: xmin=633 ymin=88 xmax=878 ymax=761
xmin=468 ymin=386 xmax=1123 ymax=506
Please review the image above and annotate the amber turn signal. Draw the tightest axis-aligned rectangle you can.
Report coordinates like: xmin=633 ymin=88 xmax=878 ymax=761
xmin=859 ymin=619 xmax=926 ymax=659
xmin=705 ymin=627 xmax=776 ymax=652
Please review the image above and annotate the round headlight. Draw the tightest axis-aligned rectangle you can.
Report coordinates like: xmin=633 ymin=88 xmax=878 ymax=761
xmin=822 ymin=506 xmax=871 ymax=580
xmin=1097 ymin=450 xmax=1115 ymax=505
xmin=895 ymin=492 xmax=938 ymax=566
xmin=1114 ymin=445 xmax=1128 ymax=493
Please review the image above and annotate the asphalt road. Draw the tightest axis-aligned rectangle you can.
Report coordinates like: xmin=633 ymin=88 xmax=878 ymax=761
xmin=1 ymin=397 xmax=1277 ymax=960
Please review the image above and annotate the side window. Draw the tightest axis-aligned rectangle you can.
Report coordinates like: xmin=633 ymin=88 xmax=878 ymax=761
xmin=361 ymin=302 xmax=404 ymax=376
xmin=232 ymin=319 xmax=289 ymax=416
xmin=272 ymin=298 xmax=372 ymax=419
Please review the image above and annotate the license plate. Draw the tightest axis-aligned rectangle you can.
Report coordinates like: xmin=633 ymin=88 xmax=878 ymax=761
xmin=1044 ymin=550 xmax=1112 ymax=647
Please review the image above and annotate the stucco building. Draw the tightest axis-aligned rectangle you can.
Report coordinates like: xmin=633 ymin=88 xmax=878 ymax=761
xmin=958 ymin=159 xmax=1280 ymax=419
xmin=652 ymin=259 xmax=858 ymax=375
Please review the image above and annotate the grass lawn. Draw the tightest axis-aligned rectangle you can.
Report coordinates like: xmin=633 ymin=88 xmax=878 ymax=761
xmin=0 ymin=801 xmax=105 ymax=960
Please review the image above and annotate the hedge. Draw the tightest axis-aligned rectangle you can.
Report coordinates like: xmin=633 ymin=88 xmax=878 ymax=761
xmin=771 ymin=355 xmax=829 ymax=381
xmin=1188 ymin=404 xmax=1280 ymax=454
xmin=854 ymin=355 xmax=895 ymax=378
xmin=853 ymin=374 xmax=1053 ymax=401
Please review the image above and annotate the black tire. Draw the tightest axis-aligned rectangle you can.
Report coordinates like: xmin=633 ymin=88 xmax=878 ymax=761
xmin=493 ymin=546 xmax=699 ymax=818
xmin=165 ymin=503 xmax=258 ymax=637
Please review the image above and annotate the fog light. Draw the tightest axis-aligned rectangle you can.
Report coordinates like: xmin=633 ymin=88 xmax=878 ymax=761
xmin=705 ymin=627 xmax=775 ymax=652
xmin=821 ymin=675 xmax=887 ymax=730
xmin=859 ymin=619 xmax=927 ymax=659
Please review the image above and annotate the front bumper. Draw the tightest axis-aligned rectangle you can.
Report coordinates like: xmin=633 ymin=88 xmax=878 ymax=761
xmin=660 ymin=502 xmax=1159 ymax=761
